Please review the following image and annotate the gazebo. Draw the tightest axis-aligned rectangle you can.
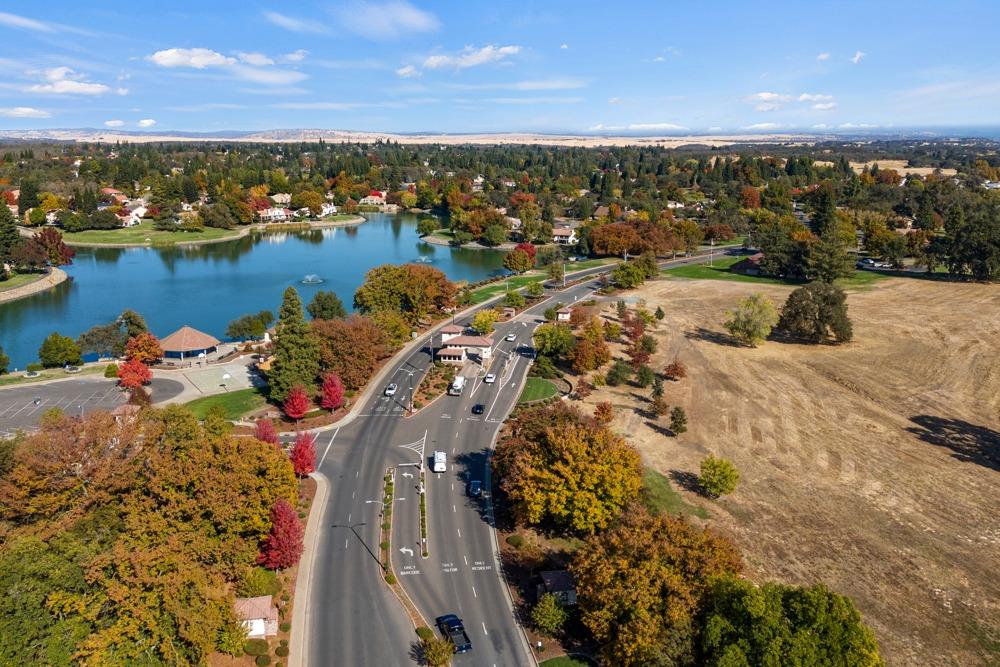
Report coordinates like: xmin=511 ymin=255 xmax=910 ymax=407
xmin=160 ymin=325 xmax=220 ymax=360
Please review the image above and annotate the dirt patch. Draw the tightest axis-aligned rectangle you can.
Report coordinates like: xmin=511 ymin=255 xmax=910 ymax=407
xmin=850 ymin=159 xmax=958 ymax=177
xmin=575 ymin=277 xmax=1000 ymax=666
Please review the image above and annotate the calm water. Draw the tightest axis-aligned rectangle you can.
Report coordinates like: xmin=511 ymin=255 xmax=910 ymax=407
xmin=0 ymin=213 xmax=505 ymax=369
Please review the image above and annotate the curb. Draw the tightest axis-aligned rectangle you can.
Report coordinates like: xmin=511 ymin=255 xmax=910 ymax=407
xmin=288 ymin=471 xmax=330 ymax=667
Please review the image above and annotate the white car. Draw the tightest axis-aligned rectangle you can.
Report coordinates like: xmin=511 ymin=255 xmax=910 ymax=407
xmin=505 ymin=332 xmax=517 ymax=342
xmin=484 ymin=374 xmax=497 ymax=384
xmin=384 ymin=383 xmax=398 ymax=396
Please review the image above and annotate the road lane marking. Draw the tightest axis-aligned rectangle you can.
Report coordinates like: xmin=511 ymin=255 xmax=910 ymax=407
xmin=482 ymin=622 xmax=488 ymax=636
xmin=347 ymin=513 xmax=351 ymax=522
xmin=344 ymin=538 xmax=348 ymax=549
xmin=318 ymin=428 xmax=339 ymax=468
xmin=472 ymin=586 xmax=477 ymax=598
xmin=457 ymin=528 xmax=462 ymax=538
xmin=452 ymin=504 xmax=456 ymax=513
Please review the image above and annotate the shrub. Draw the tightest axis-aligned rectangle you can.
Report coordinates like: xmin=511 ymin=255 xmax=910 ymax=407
xmin=26 ymin=362 xmax=43 ymax=372
xmin=669 ymin=406 xmax=688 ymax=435
xmin=416 ymin=626 xmax=435 ymax=641
xmin=505 ymin=534 xmax=526 ymax=549
xmin=724 ymin=293 xmax=779 ymax=347
xmin=700 ymin=455 xmax=740 ymax=497
xmin=385 ymin=573 xmax=397 ymax=585
xmin=636 ymin=365 xmax=655 ymax=388
xmin=237 ymin=566 xmax=280 ymax=597
xmin=255 ymin=656 xmax=271 ymax=667
xmin=279 ymin=622 xmax=291 ymax=633
xmin=275 ymin=646 xmax=289 ymax=657
xmin=592 ymin=373 xmax=607 ymax=387
xmin=606 ymin=360 xmax=631 ymax=386
xmin=423 ymin=638 xmax=456 ymax=666
xmin=244 ymin=638 xmax=269 ymax=656
xmin=532 ymin=593 xmax=569 ymax=636
xmin=663 ymin=359 xmax=687 ymax=381
xmin=103 ymin=363 xmax=119 ymax=378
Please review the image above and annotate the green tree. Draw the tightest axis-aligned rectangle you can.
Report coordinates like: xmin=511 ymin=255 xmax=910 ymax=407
xmin=307 ymin=290 xmax=346 ymax=320
xmin=269 ymin=287 xmax=320 ymax=402
xmin=422 ymin=637 xmax=455 ymax=666
xmin=651 ymin=375 xmax=664 ymax=398
xmin=611 ymin=261 xmax=646 ymax=289
xmin=533 ymin=323 xmax=575 ymax=358
xmin=669 ymin=406 xmax=688 ymax=435
xmin=723 ymin=292 xmax=779 ymax=347
xmin=605 ymin=360 xmax=631 ymax=386
xmin=778 ymin=282 xmax=853 ymax=343
xmin=416 ymin=217 xmax=437 ymax=236
xmin=547 ymin=261 xmax=565 ymax=283
xmin=481 ymin=223 xmax=509 ymax=246
xmin=655 ymin=305 xmax=665 ymax=321
xmin=532 ymin=593 xmax=568 ymax=636
xmin=38 ymin=332 xmax=82 ymax=368
xmin=0 ymin=204 xmax=19 ymax=265
xmin=119 ymin=309 xmax=148 ymax=340
xmin=0 ymin=344 xmax=8 ymax=374
xmin=701 ymin=576 xmax=883 ymax=667
xmin=504 ymin=290 xmax=525 ymax=308
xmin=636 ymin=364 xmax=655 ymax=388
xmin=808 ymin=229 xmax=855 ymax=282
xmin=699 ymin=455 xmax=740 ymax=497
xmin=226 ymin=311 xmax=274 ymax=340
xmin=526 ymin=281 xmax=544 ymax=298
xmin=471 ymin=308 xmax=500 ymax=335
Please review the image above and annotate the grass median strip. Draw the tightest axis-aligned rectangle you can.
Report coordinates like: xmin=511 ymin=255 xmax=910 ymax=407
xmin=518 ymin=377 xmax=558 ymax=404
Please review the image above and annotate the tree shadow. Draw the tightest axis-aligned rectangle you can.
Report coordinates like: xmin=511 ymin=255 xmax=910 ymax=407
xmin=684 ymin=327 xmax=743 ymax=348
xmin=408 ymin=640 xmax=428 ymax=665
xmin=907 ymin=415 xmax=1000 ymax=471
xmin=453 ymin=448 xmax=495 ymax=527
xmin=670 ymin=469 xmax=703 ymax=495
xmin=644 ymin=420 xmax=674 ymax=437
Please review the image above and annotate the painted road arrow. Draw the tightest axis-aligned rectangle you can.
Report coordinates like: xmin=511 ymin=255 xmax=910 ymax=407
xmin=399 ymin=547 xmax=414 ymax=557
xmin=402 ymin=472 xmax=413 ymax=478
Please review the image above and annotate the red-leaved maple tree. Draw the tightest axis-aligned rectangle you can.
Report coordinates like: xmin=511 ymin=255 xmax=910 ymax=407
xmin=289 ymin=432 xmax=316 ymax=477
xmin=282 ymin=384 xmax=310 ymax=420
xmin=254 ymin=419 xmax=279 ymax=446
xmin=257 ymin=498 xmax=304 ymax=570
xmin=320 ymin=372 xmax=345 ymax=411
xmin=118 ymin=358 xmax=152 ymax=390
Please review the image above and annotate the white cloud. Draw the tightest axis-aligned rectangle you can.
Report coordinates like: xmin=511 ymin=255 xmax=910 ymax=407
xmin=743 ymin=122 xmax=780 ymax=130
xmin=652 ymin=56 xmax=665 ymax=62
xmin=608 ymin=97 xmax=623 ymax=104
xmin=149 ymin=48 xmax=235 ymax=69
xmin=707 ymin=126 xmax=723 ymax=132
xmin=166 ymin=103 xmax=247 ymax=112
xmin=263 ymin=11 xmax=327 ymax=34
xmin=588 ymin=122 xmax=688 ymax=132
xmin=851 ymin=50 xmax=866 ymax=64
xmin=115 ymin=87 xmax=129 ymax=96
xmin=839 ymin=122 xmax=878 ymax=129
xmin=443 ymin=78 xmax=585 ymax=91
xmin=280 ymin=50 xmax=308 ymax=63
xmin=230 ymin=65 xmax=307 ymax=85
xmin=237 ymin=52 xmax=274 ymax=66
xmin=27 ymin=67 xmax=113 ymax=95
xmin=137 ymin=119 xmax=156 ymax=128
xmin=396 ymin=64 xmax=420 ymax=78
xmin=798 ymin=93 xmax=833 ymax=102
xmin=486 ymin=96 xmax=583 ymax=105
xmin=0 ymin=11 xmax=54 ymax=32
xmin=336 ymin=1 xmax=439 ymax=40
xmin=816 ymin=52 xmax=830 ymax=61
xmin=423 ymin=45 xmax=520 ymax=70
xmin=104 ymin=119 xmax=124 ymax=127
xmin=748 ymin=92 xmax=792 ymax=103
xmin=812 ymin=102 xmax=837 ymax=110
xmin=755 ymin=102 xmax=781 ymax=111
xmin=0 ymin=106 xmax=50 ymax=118
xmin=560 ymin=43 xmax=568 ymax=49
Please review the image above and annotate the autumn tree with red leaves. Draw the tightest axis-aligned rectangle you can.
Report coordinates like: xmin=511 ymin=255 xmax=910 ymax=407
xmin=118 ymin=358 xmax=152 ymax=390
xmin=32 ymin=227 xmax=75 ymax=266
xmin=514 ymin=242 xmax=537 ymax=261
xmin=320 ymin=372 xmax=345 ymax=411
xmin=124 ymin=332 xmax=163 ymax=364
xmin=282 ymin=384 xmax=310 ymax=420
xmin=594 ymin=401 xmax=615 ymax=426
xmin=289 ymin=432 xmax=316 ymax=477
xmin=257 ymin=498 xmax=304 ymax=570
xmin=254 ymin=419 xmax=279 ymax=446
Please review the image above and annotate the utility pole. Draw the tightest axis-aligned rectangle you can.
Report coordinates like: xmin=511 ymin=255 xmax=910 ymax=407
xmin=709 ymin=238 xmax=715 ymax=267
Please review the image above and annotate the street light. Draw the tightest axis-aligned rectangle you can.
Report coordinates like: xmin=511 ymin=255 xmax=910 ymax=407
xmin=405 ymin=370 xmax=416 ymax=414
xmin=709 ymin=238 xmax=715 ymax=267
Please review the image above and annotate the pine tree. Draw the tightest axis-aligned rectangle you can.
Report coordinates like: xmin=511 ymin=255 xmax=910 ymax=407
xmin=0 ymin=204 xmax=19 ymax=265
xmin=269 ymin=287 xmax=320 ymax=402
xmin=669 ymin=406 xmax=688 ymax=435
xmin=289 ymin=432 xmax=316 ymax=477
xmin=257 ymin=499 xmax=304 ymax=570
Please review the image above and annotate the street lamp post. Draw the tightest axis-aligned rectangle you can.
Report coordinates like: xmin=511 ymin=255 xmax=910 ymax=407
xmin=406 ymin=371 xmax=415 ymax=414
xmin=709 ymin=238 xmax=715 ymax=267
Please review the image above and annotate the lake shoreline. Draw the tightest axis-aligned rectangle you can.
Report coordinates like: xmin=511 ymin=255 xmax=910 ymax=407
xmin=19 ymin=215 xmax=367 ymax=248
xmin=0 ymin=267 xmax=68 ymax=304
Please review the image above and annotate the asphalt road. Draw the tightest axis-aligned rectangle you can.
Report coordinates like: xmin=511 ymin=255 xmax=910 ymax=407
xmin=304 ymin=252 xmax=723 ymax=666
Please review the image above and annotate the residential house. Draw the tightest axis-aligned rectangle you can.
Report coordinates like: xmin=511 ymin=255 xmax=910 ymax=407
xmin=258 ymin=207 xmax=291 ymax=223
xmin=536 ymin=570 xmax=577 ymax=606
xmin=359 ymin=190 xmax=386 ymax=206
xmin=472 ymin=175 xmax=485 ymax=192
xmin=320 ymin=202 xmax=338 ymax=217
xmin=666 ymin=200 xmax=686 ymax=209
xmin=234 ymin=596 xmax=279 ymax=639
xmin=505 ymin=216 xmax=522 ymax=232
xmin=592 ymin=205 xmax=610 ymax=220
xmin=984 ymin=181 xmax=1000 ymax=190
xmin=294 ymin=207 xmax=312 ymax=218
xmin=730 ymin=252 xmax=764 ymax=276
xmin=552 ymin=227 xmax=578 ymax=245
xmin=500 ymin=178 xmax=516 ymax=188
xmin=271 ymin=193 xmax=292 ymax=205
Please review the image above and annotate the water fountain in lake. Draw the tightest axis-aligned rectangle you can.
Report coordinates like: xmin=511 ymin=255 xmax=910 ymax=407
xmin=301 ymin=274 xmax=324 ymax=284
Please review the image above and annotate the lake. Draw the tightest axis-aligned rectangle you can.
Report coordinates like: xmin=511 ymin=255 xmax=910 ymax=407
xmin=0 ymin=213 xmax=505 ymax=369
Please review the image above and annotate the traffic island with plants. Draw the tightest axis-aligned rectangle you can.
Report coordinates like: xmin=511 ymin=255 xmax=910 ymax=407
xmin=378 ymin=467 xmax=427 ymax=630
xmin=409 ymin=361 xmax=456 ymax=414
xmin=419 ymin=468 xmax=429 ymax=558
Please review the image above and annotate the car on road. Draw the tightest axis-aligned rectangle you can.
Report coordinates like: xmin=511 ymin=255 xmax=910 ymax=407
xmin=384 ymin=383 xmax=398 ymax=396
xmin=505 ymin=332 xmax=517 ymax=342
xmin=471 ymin=403 xmax=485 ymax=415
xmin=466 ymin=480 xmax=482 ymax=498
xmin=484 ymin=373 xmax=496 ymax=384
xmin=435 ymin=614 xmax=472 ymax=654
xmin=433 ymin=451 xmax=447 ymax=473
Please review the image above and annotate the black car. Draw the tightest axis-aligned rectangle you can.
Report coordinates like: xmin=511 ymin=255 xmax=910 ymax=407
xmin=436 ymin=614 xmax=473 ymax=654
xmin=466 ymin=480 xmax=482 ymax=498
xmin=471 ymin=403 xmax=485 ymax=415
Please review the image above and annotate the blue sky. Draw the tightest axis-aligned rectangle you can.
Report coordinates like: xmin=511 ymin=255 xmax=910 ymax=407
xmin=1 ymin=1 xmax=998 ymax=134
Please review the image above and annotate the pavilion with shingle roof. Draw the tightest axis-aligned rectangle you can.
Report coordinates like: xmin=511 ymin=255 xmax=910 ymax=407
xmin=160 ymin=325 xmax=220 ymax=359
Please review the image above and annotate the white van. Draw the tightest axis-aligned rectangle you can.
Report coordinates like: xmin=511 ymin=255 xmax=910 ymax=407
xmin=448 ymin=375 xmax=467 ymax=396
xmin=432 ymin=451 xmax=447 ymax=473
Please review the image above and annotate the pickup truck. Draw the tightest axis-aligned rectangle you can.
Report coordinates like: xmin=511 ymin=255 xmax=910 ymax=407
xmin=435 ymin=614 xmax=472 ymax=654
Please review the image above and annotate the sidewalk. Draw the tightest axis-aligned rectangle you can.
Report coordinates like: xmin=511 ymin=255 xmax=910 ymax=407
xmin=287 ymin=471 xmax=330 ymax=667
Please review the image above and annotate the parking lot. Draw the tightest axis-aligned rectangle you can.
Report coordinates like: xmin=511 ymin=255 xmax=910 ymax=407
xmin=0 ymin=376 xmax=186 ymax=436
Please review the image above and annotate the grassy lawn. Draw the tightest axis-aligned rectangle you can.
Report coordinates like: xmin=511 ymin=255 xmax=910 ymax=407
xmin=540 ymin=657 xmax=597 ymax=667
xmin=62 ymin=221 xmax=240 ymax=246
xmin=0 ymin=365 xmax=104 ymax=387
xmin=663 ymin=256 xmax=891 ymax=289
xmin=641 ymin=469 xmax=708 ymax=519
xmin=469 ymin=273 xmax=546 ymax=304
xmin=518 ymin=377 xmax=559 ymax=403
xmin=184 ymin=387 xmax=267 ymax=420
xmin=318 ymin=214 xmax=358 ymax=222
xmin=705 ymin=235 xmax=747 ymax=247
xmin=567 ymin=257 xmax=616 ymax=271
xmin=0 ymin=271 xmax=46 ymax=292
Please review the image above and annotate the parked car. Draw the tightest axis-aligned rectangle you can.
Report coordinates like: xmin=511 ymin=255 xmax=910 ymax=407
xmin=466 ymin=480 xmax=482 ymax=498
xmin=472 ymin=403 xmax=485 ymax=415
xmin=435 ymin=614 xmax=472 ymax=654
xmin=505 ymin=332 xmax=517 ymax=342
xmin=384 ymin=383 xmax=398 ymax=396
xmin=484 ymin=373 xmax=496 ymax=384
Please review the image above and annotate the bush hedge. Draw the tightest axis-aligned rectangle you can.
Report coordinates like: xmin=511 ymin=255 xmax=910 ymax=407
xmin=244 ymin=638 xmax=269 ymax=656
